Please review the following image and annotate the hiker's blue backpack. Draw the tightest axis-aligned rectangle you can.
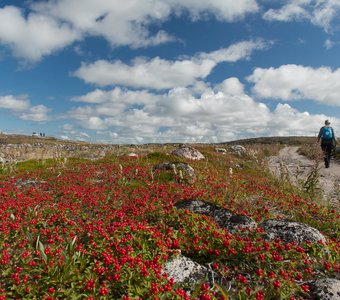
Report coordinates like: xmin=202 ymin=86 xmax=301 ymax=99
xmin=322 ymin=126 xmax=333 ymax=139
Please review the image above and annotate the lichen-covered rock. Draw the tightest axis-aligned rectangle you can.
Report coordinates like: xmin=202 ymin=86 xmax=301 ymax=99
xmin=309 ymin=278 xmax=340 ymax=300
xmin=260 ymin=220 xmax=326 ymax=244
xmin=15 ymin=179 xmax=47 ymax=188
xmin=230 ymin=145 xmax=246 ymax=156
xmin=175 ymin=200 xmax=257 ymax=232
xmin=162 ymin=255 xmax=209 ymax=285
xmin=171 ymin=146 xmax=205 ymax=160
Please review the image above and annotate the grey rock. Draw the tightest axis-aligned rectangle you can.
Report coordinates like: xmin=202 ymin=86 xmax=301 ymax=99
xmin=171 ymin=146 xmax=205 ymax=160
xmin=310 ymin=278 xmax=340 ymax=300
xmin=162 ymin=255 xmax=209 ymax=285
xmin=215 ymin=147 xmax=227 ymax=154
xmin=15 ymin=179 xmax=47 ymax=188
xmin=260 ymin=220 xmax=326 ymax=244
xmin=175 ymin=200 xmax=257 ymax=232
xmin=231 ymin=145 xmax=246 ymax=156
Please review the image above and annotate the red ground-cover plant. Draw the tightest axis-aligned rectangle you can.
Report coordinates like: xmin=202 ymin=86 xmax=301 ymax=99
xmin=0 ymin=148 xmax=338 ymax=299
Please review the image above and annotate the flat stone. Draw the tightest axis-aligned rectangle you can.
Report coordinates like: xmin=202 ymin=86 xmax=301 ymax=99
xmin=260 ymin=219 xmax=326 ymax=244
xmin=175 ymin=200 xmax=257 ymax=232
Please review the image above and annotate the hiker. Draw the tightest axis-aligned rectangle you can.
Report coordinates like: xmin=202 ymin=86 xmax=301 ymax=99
xmin=317 ymin=120 xmax=336 ymax=168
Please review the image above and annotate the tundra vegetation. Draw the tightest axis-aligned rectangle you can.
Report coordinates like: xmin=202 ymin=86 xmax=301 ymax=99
xmin=0 ymin=136 xmax=338 ymax=299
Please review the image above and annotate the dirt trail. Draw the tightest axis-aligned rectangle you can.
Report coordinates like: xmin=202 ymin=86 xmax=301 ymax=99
xmin=268 ymin=146 xmax=340 ymax=209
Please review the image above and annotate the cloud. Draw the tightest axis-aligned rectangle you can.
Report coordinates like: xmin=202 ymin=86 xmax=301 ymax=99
xmin=247 ymin=64 xmax=340 ymax=105
xmin=324 ymin=38 xmax=334 ymax=49
xmin=73 ymin=39 xmax=268 ymax=89
xmin=73 ymin=57 xmax=215 ymax=89
xmin=269 ymin=104 xmax=318 ymax=136
xmin=263 ymin=0 xmax=340 ymax=32
xmin=65 ymin=77 xmax=339 ymax=144
xmin=0 ymin=1 xmax=259 ymax=62
xmin=0 ymin=95 xmax=30 ymax=111
xmin=173 ymin=0 xmax=259 ymax=21
xmin=71 ymin=87 xmax=160 ymax=118
xmin=31 ymin=0 xmax=175 ymax=48
xmin=216 ymin=77 xmax=245 ymax=95
xmin=2 ymin=1 xmax=339 ymax=63
xmin=311 ymin=0 xmax=340 ymax=31
xmin=32 ymin=0 xmax=259 ymax=28
xmin=19 ymin=105 xmax=51 ymax=122
xmin=0 ymin=95 xmax=51 ymax=121
xmin=59 ymin=124 xmax=91 ymax=141
xmin=263 ymin=0 xmax=310 ymax=22
xmin=200 ymin=39 xmax=269 ymax=62
xmin=0 ymin=6 xmax=80 ymax=62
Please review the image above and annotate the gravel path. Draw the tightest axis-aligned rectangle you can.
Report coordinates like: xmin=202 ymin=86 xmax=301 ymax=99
xmin=268 ymin=146 xmax=340 ymax=209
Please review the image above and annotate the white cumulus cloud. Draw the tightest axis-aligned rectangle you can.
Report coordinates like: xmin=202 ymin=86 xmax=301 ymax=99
xmin=0 ymin=6 xmax=80 ymax=62
xmin=263 ymin=0 xmax=340 ymax=32
xmin=247 ymin=64 xmax=340 ymax=105
xmin=0 ymin=0 xmax=259 ymax=62
xmin=263 ymin=0 xmax=310 ymax=22
xmin=73 ymin=57 xmax=216 ymax=89
xmin=0 ymin=95 xmax=51 ymax=121
xmin=65 ymin=77 xmax=339 ymax=144
xmin=73 ymin=39 xmax=268 ymax=89
xmin=19 ymin=105 xmax=51 ymax=122
xmin=0 ymin=95 xmax=30 ymax=111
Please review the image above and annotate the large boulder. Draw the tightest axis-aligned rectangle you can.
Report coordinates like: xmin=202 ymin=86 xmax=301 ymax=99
xmin=309 ymin=278 xmax=340 ymax=300
xmin=175 ymin=200 xmax=257 ymax=232
xmin=260 ymin=220 xmax=326 ymax=244
xmin=171 ymin=146 xmax=205 ymax=160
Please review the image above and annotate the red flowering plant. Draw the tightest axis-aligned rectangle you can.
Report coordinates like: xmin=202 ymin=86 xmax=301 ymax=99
xmin=0 ymin=144 xmax=338 ymax=299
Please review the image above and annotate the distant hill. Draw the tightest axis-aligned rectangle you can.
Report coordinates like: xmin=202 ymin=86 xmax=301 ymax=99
xmin=0 ymin=133 xmax=318 ymax=147
xmin=220 ymin=136 xmax=317 ymax=146
xmin=0 ymin=133 xmax=89 ymax=146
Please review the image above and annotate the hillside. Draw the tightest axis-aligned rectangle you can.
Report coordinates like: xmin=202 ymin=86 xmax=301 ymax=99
xmin=0 ymin=133 xmax=322 ymax=162
xmin=221 ymin=136 xmax=318 ymax=146
xmin=0 ymin=133 xmax=318 ymax=146
xmin=0 ymin=137 xmax=339 ymax=299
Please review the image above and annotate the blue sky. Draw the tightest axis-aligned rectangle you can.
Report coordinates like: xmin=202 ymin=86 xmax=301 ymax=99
xmin=1 ymin=0 xmax=340 ymax=144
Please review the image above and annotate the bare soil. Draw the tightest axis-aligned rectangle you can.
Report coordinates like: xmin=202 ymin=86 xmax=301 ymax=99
xmin=268 ymin=146 xmax=340 ymax=209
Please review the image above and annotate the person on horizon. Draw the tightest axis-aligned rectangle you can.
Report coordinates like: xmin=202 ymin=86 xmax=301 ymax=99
xmin=317 ymin=119 xmax=336 ymax=168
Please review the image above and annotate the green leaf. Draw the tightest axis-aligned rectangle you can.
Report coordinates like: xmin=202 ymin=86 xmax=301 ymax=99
xmin=38 ymin=240 xmax=48 ymax=262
